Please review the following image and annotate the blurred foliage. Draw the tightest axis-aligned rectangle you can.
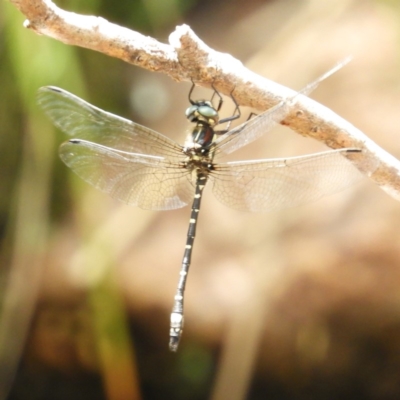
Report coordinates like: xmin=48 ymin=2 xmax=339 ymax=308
xmin=0 ymin=0 xmax=198 ymax=399
xmin=1 ymin=0 xmax=208 ymax=399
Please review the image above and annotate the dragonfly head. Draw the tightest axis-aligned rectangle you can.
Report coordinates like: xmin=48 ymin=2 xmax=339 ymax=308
xmin=185 ymin=100 xmax=219 ymax=126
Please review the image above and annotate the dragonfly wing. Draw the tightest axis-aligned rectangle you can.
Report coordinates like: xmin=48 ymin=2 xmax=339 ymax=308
xmin=60 ymin=139 xmax=194 ymax=210
xmin=214 ymin=100 xmax=291 ymax=155
xmin=211 ymin=149 xmax=362 ymax=212
xmin=37 ymin=86 xmax=183 ymax=158
xmin=213 ymin=60 xmax=351 ymax=155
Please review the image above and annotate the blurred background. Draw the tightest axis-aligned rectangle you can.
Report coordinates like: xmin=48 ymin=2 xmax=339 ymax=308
xmin=1 ymin=0 xmax=400 ymax=399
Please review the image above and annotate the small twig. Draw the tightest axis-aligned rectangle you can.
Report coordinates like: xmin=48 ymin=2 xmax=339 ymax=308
xmin=9 ymin=0 xmax=400 ymax=200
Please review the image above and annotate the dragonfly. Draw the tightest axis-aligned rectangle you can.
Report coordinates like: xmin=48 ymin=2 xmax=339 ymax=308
xmin=37 ymin=64 xmax=362 ymax=351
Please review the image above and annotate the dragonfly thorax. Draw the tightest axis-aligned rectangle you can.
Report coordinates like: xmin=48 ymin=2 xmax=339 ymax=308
xmin=184 ymin=100 xmax=219 ymax=153
xmin=185 ymin=122 xmax=216 ymax=150
xmin=183 ymin=121 xmax=215 ymax=175
xmin=183 ymin=154 xmax=214 ymax=176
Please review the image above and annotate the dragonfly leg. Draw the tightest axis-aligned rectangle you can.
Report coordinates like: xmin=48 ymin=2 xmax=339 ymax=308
xmin=212 ymin=84 xmax=241 ymax=132
xmin=188 ymin=80 xmax=196 ymax=105
xmin=246 ymin=111 xmax=257 ymax=121
xmin=210 ymin=82 xmax=224 ymax=112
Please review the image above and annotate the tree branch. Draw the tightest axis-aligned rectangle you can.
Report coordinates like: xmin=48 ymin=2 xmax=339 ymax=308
xmin=9 ymin=0 xmax=400 ymax=200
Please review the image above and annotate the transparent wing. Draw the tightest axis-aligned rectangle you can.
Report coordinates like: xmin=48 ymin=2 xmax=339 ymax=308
xmin=213 ymin=59 xmax=350 ymax=155
xmin=60 ymin=139 xmax=194 ymax=210
xmin=211 ymin=149 xmax=362 ymax=212
xmin=37 ymin=86 xmax=183 ymax=158
xmin=213 ymin=100 xmax=291 ymax=155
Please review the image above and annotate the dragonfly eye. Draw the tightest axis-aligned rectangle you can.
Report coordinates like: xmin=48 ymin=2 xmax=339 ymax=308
xmin=185 ymin=104 xmax=198 ymax=118
xmin=185 ymin=102 xmax=219 ymax=125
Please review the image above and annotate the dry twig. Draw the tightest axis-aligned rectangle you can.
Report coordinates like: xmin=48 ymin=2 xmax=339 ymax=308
xmin=9 ymin=0 xmax=400 ymax=200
